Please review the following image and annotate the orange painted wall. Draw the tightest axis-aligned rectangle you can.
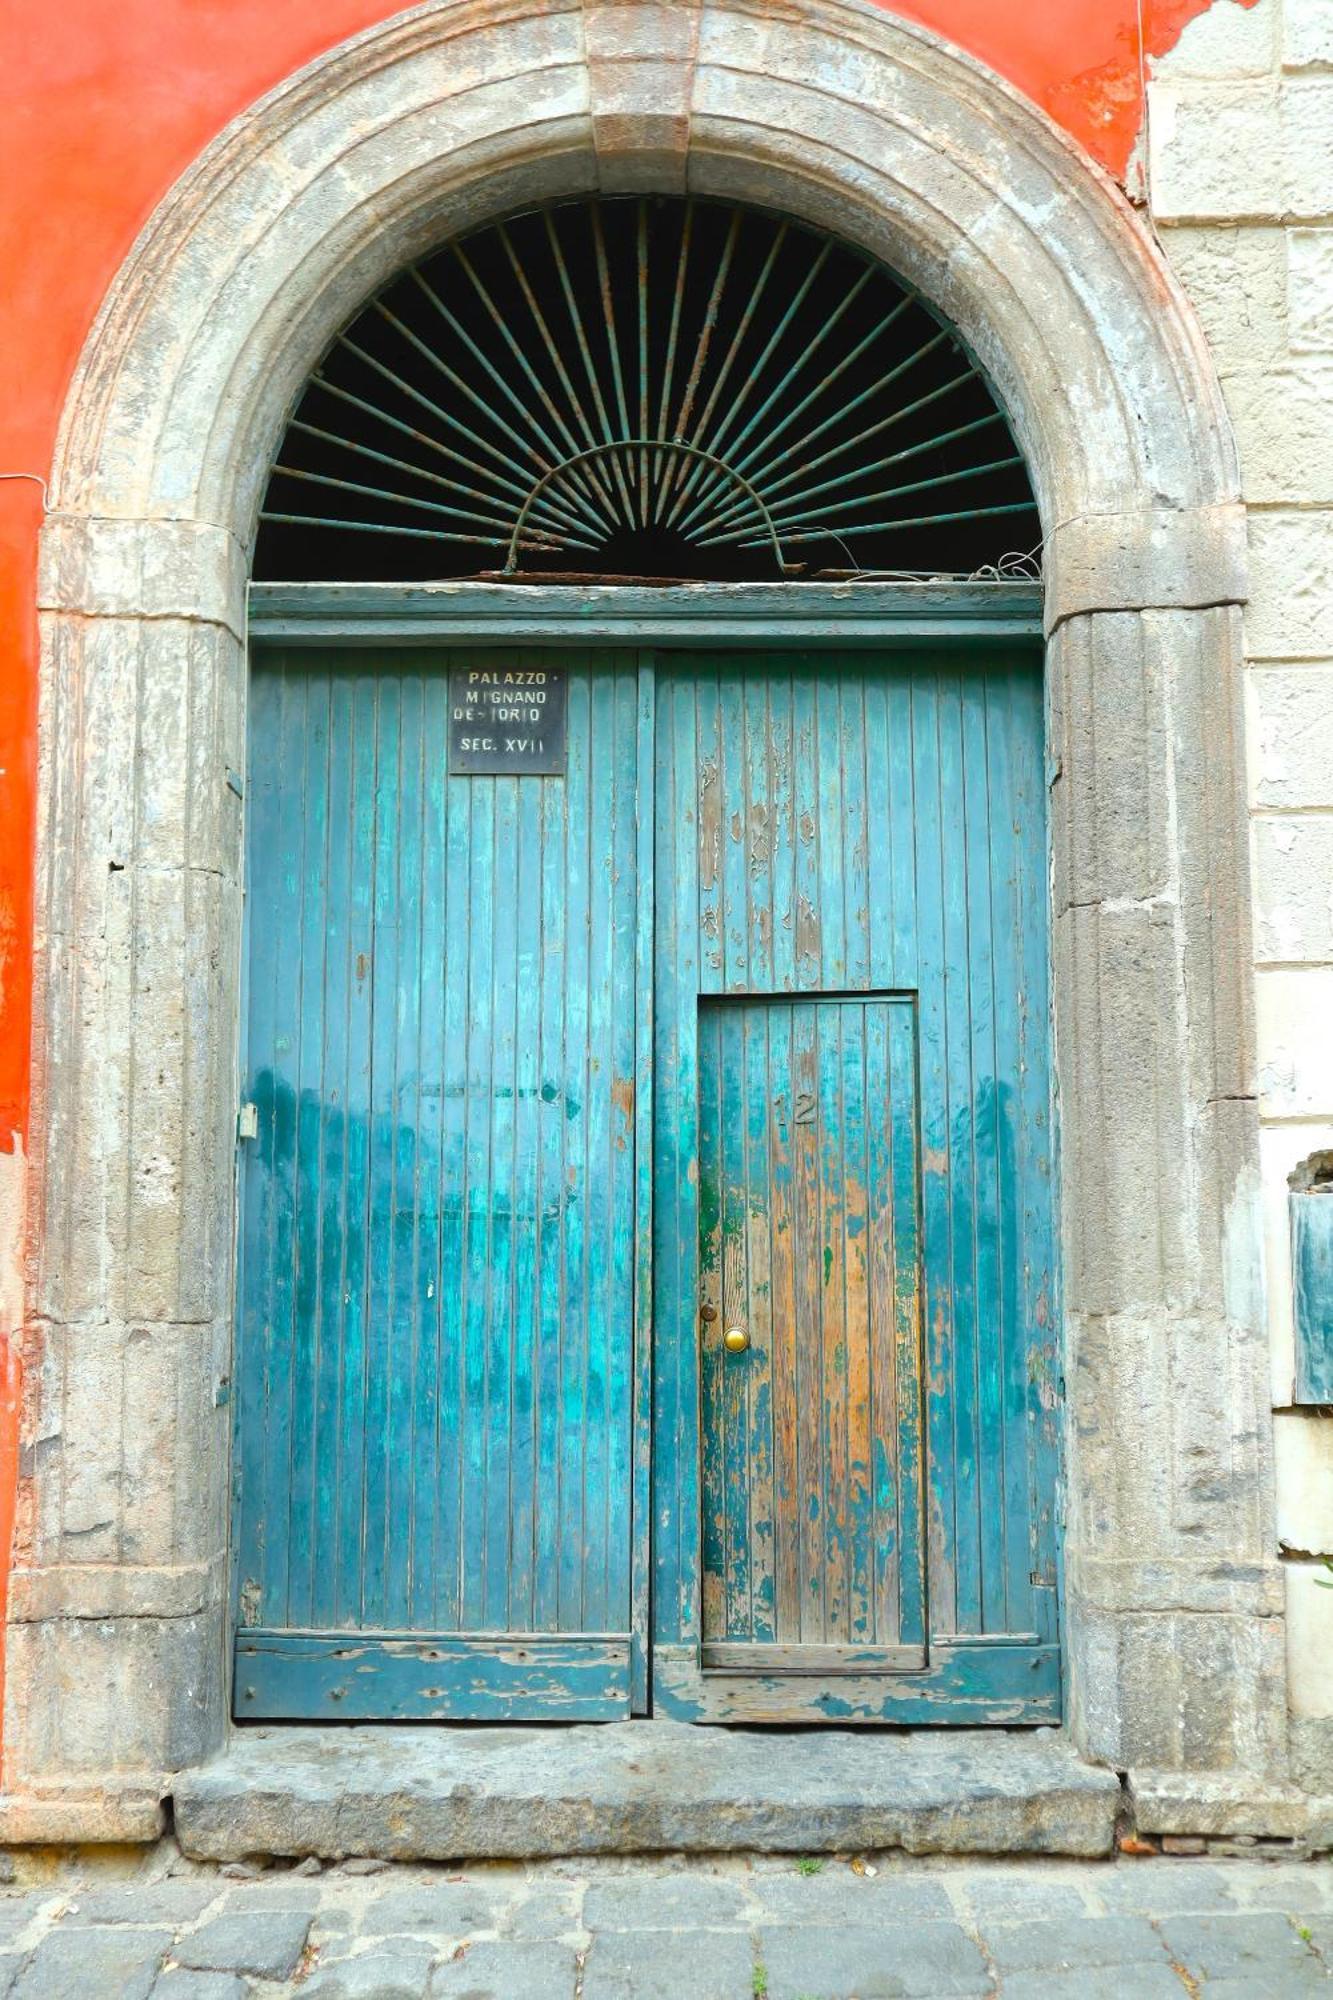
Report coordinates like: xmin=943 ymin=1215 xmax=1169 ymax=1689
xmin=0 ymin=0 xmax=1241 ymax=1737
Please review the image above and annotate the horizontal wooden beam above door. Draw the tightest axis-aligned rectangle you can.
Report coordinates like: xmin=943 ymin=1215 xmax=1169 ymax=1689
xmin=247 ymin=580 xmax=1043 ymax=647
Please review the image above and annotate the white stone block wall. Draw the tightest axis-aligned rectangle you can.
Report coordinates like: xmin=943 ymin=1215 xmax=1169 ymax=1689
xmin=1153 ymin=0 xmax=1333 ymax=1780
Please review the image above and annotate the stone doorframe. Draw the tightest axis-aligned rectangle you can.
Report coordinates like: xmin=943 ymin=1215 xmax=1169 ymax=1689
xmin=13 ymin=0 xmax=1281 ymax=1835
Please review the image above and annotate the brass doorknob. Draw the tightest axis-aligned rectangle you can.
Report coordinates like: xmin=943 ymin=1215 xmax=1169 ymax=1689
xmin=724 ymin=1325 xmax=750 ymax=1354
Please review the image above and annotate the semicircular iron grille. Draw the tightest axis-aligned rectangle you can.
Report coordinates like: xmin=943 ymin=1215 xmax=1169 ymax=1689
xmin=256 ymin=197 xmax=1038 ymax=584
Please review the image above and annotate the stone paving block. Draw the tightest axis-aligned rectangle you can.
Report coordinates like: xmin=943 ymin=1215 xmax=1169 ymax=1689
xmin=218 ymin=1874 xmax=331 ymax=1911
xmin=751 ymin=1867 xmax=953 ymax=1926
xmin=1156 ymin=1910 xmax=1322 ymax=1982
xmin=583 ymin=1872 xmax=748 ymax=1930
xmin=1201 ymin=1977 xmax=1332 ymax=1998
xmin=302 ymin=1945 xmax=436 ymax=1999
xmin=503 ymin=1883 xmax=583 ymax=1937
xmin=66 ymin=1880 xmax=220 ymax=1927
xmin=955 ymin=1870 xmax=1092 ymax=1921
xmin=150 ymin=1972 xmax=247 ymax=2000
xmin=1231 ymin=1869 xmax=1333 ymax=1912
xmin=758 ymin=1920 xmax=991 ymax=1999
xmin=428 ymin=1938 xmax=578 ymax=1997
xmin=985 ymin=1913 xmax=1169 ymax=1973
xmin=371 ymin=1883 xmax=510 ymax=1938
xmin=998 ymin=1971 xmax=1191 ymax=2000
xmin=174 ymin=1908 xmax=311 ymax=1979
xmin=1093 ymin=1862 xmax=1241 ymax=1913
xmin=583 ymin=1927 xmax=753 ymax=2000
xmin=12 ymin=1924 xmax=171 ymax=2000
xmin=0 ymin=1900 xmax=44 ymax=1946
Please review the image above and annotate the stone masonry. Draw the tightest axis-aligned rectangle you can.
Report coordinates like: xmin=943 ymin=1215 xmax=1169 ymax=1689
xmin=1152 ymin=0 xmax=1333 ymax=1793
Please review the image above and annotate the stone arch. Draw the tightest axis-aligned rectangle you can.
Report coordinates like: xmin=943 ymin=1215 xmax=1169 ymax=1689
xmin=18 ymin=0 xmax=1280 ymax=1821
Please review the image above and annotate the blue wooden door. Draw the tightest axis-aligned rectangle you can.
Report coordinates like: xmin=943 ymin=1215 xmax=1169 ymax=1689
xmin=234 ymin=648 xmax=643 ymax=1719
xmin=653 ymin=653 xmax=1060 ymax=1723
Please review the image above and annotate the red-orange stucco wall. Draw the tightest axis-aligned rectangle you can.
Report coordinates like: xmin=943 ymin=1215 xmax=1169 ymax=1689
xmin=0 ymin=0 xmax=1243 ymax=1747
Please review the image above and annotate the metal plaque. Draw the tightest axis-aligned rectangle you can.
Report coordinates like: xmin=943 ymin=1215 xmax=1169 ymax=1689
xmin=449 ymin=666 xmax=567 ymax=776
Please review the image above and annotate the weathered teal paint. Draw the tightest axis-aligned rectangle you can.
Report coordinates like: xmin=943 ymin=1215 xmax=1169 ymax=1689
xmin=235 ymin=648 xmax=643 ymax=1720
xmin=237 ymin=634 xmax=1059 ymax=1725
xmin=652 ymin=652 xmax=1058 ymax=1723
xmin=1292 ymin=1186 xmax=1333 ymax=1403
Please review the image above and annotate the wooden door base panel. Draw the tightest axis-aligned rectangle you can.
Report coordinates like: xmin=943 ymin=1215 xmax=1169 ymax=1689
xmin=700 ymin=1642 xmax=928 ymax=1674
xmin=653 ymin=1643 xmax=1061 ymax=1725
xmin=234 ymin=1631 xmax=631 ymax=1722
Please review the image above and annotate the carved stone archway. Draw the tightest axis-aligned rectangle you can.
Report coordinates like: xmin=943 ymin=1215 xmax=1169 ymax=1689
xmin=16 ymin=0 xmax=1280 ymax=1830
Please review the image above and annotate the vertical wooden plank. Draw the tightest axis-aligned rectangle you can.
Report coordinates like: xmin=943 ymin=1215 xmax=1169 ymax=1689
xmin=287 ymin=671 xmax=329 ymax=1630
xmin=982 ymin=664 xmax=1030 ymax=1640
xmin=962 ymin=668 xmax=1006 ymax=1635
xmin=720 ymin=664 xmax=749 ymax=994
xmin=581 ymin=665 xmax=616 ymax=1632
xmin=792 ymin=667 xmax=820 ymax=993
xmin=507 ymin=751 xmax=543 ymax=1635
xmin=698 ymin=1002 xmax=725 ymax=1642
xmin=889 ymin=996 xmax=928 ymax=1650
xmin=630 ymin=651 xmax=655 ymax=1708
xmin=814 ymin=669 xmax=846 ymax=991
xmin=311 ymin=668 xmax=354 ymax=1631
xmin=791 ymin=999 xmax=823 ymax=1640
xmin=334 ymin=667 xmax=376 ymax=1628
xmin=609 ymin=660 xmax=640 ymax=1638
xmin=483 ymin=767 xmax=519 ymax=1631
xmin=909 ymin=669 xmax=957 ymax=1641
xmin=533 ymin=710 xmax=566 ymax=1633
xmin=841 ymin=673 xmax=871 ymax=991
xmin=744 ymin=1003 xmax=776 ymax=1642
xmin=557 ymin=667 xmax=591 ymax=1629
xmin=672 ymin=670 xmax=703 ymax=1641
xmin=410 ymin=670 xmax=447 ymax=1631
xmin=840 ymin=1002 xmax=873 ymax=1643
xmin=361 ymin=673 xmax=403 ymax=1628
xmin=386 ymin=671 xmax=424 ymax=1630
xmin=863 ymin=999 xmax=899 ymax=1644
xmin=437 ymin=676 xmax=471 ymax=1630
xmin=696 ymin=664 xmax=723 ymax=995
xmin=459 ymin=764 xmax=494 ymax=1634
xmin=765 ymin=1001 xmax=800 ymax=1640
xmin=816 ymin=1000 xmax=849 ymax=1641
xmin=863 ymin=668 xmax=894 ymax=992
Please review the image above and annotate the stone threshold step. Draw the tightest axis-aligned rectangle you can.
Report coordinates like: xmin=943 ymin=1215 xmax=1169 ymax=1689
xmin=172 ymin=1722 xmax=1120 ymax=1863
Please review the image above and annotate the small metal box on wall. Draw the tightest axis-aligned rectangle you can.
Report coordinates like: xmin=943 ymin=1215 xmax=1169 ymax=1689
xmin=1290 ymin=1154 xmax=1333 ymax=1404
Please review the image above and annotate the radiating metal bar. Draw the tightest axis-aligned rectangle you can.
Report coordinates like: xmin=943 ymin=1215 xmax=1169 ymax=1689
xmin=728 ymin=498 xmax=1037 ymax=546
xmin=308 ymin=373 xmax=530 ymax=509
xmin=372 ymin=300 xmax=555 ymax=481
xmin=726 ymin=328 xmax=950 ymax=497
xmin=663 ymin=217 xmax=788 ymax=522
xmin=650 ymin=202 xmax=694 ymax=523
xmin=699 ymin=361 xmax=982 ymax=539
xmin=407 ymin=265 xmax=611 ymax=538
xmin=681 ymin=292 xmax=921 ymax=534
xmin=494 ymin=222 xmax=620 ymax=516
xmin=259 ymin=509 xmax=579 ymax=548
xmin=668 ymin=247 xmax=875 ymax=529
xmin=543 ymin=208 xmax=637 ymax=522
xmin=752 ymin=407 xmax=1006 ymax=517
xmin=637 ymin=201 xmax=651 ymax=526
xmin=287 ymin=418 xmax=595 ymax=544
xmin=694 ymin=238 xmax=833 ymax=466
xmin=590 ymin=203 xmax=637 ymax=523
xmin=655 ymin=207 xmax=741 ymax=517
xmin=336 ymin=335 xmax=538 ymax=493
xmin=699 ymin=453 xmax=1026 ymax=545
xmin=269 ymin=461 xmax=530 ymax=538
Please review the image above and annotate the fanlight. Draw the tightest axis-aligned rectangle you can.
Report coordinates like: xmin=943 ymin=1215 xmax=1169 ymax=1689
xmin=257 ymin=197 xmax=1037 ymax=582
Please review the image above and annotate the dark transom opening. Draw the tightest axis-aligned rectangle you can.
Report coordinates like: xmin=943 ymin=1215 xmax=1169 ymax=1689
xmin=254 ymin=196 xmax=1038 ymax=586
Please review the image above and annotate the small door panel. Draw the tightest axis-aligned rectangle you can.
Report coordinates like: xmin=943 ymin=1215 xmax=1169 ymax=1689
xmin=234 ymin=648 xmax=642 ymax=1720
xmin=698 ymin=995 xmax=926 ymax=1668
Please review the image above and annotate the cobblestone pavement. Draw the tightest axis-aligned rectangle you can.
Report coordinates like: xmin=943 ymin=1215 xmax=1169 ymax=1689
xmin=0 ymin=1848 xmax=1331 ymax=1998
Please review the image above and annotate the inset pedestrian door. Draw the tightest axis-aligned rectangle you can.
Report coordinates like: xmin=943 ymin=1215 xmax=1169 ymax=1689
xmin=234 ymin=641 xmax=1060 ymax=1725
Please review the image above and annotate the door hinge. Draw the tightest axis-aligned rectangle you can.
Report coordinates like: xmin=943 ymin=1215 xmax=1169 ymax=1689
xmin=237 ymin=1101 xmax=259 ymax=1141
